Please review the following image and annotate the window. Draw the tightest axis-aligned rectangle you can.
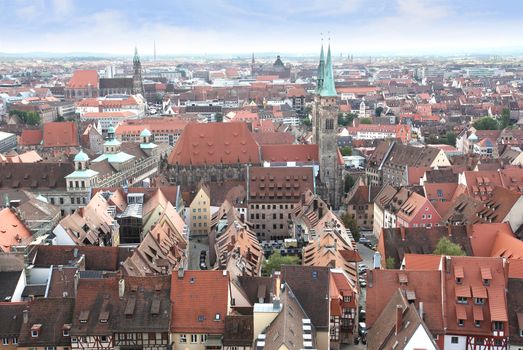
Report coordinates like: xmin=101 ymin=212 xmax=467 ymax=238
xmin=325 ymin=119 xmax=334 ymax=130
xmin=456 ymin=277 xmax=462 ymax=284
xmin=475 ymin=298 xmax=485 ymax=305
xmin=493 ymin=321 xmax=504 ymax=331
xmin=483 ymin=279 xmax=490 ymax=286
xmin=63 ymin=329 xmax=70 ymax=337
xmin=457 ymin=296 xmax=467 ymax=304
xmin=101 ymin=336 xmax=108 ymax=342
xmin=191 ymin=334 xmax=198 ymax=343
xmin=45 ymin=347 xmax=56 ymax=350
xmin=71 ymin=337 xmax=77 ymax=343
xmin=475 ymin=320 xmax=481 ymax=328
xmin=12 ymin=337 xmax=17 ymax=345
xmin=520 ymin=329 xmax=523 ymax=337
xmin=31 ymin=330 xmax=38 ymax=338
xmin=451 ymin=336 xmax=459 ymax=344
xmin=343 ymin=296 xmax=351 ymax=303
xmin=428 ymin=214 xmax=432 ymax=219
xmin=458 ymin=319 xmax=464 ymax=327
xmin=2 ymin=338 xmax=8 ymax=345
xmin=179 ymin=334 xmax=187 ymax=343
xmin=215 ymin=313 xmax=221 ymax=320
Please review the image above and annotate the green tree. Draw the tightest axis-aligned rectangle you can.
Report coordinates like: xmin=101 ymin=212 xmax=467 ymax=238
xmin=340 ymin=146 xmax=352 ymax=156
xmin=337 ymin=112 xmax=356 ymax=127
xmin=375 ymin=106 xmax=384 ymax=117
xmin=500 ymin=108 xmax=510 ymax=129
xmin=262 ymin=251 xmax=300 ymax=276
xmin=341 ymin=212 xmax=360 ymax=242
xmin=433 ymin=237 xmax=466 ymax=256
xmin=344 ymin=174 xmax=355 ymax=193
xmin=302 ymin=118 xmax=312 ymax=127
xmin=55 ymin=116 xmax=65 ymax=122
xmin=385 ymin=257 xmax=396 ymax=269
xmin=215 ymin=113 xmax=223 ymax=122
xmin=444 ymin=131 xmax=457 ymax=146
xmin=9 ymin=110 xmax=41 ymax=126
xmin=360 ymin=117 xmax=372 ymax=124
xmin=473 ymin=116 xmax=498 ymax=130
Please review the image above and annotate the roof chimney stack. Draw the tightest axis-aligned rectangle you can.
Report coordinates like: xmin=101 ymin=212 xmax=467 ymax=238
xmin=419 ymin=302 xmax=424 ymax=320
xmin=373 ymin=251 xmax=382 ymax=270
xmin=23 ymin=309 xmax=28 ymax=324
xmin=178 ymin=266 xmax=185 ymax=279
xmin=118 ymin=278 xmax=125 ymax=299
xmin=395 ymin=305 xmax=403 ymax=335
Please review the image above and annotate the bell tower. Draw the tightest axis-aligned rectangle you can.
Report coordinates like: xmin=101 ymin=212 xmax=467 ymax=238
xmin=132 ymin=47 xmax=144 ymax=96
xmin=312 ymin=42 xmax=340 ymax=208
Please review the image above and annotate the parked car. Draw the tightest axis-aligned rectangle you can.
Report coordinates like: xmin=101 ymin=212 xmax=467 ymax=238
xmin=358 ymin=264 xmax=368 ymax=272
xmin=359 ymin=236 xmax=370 ymax=244
xmin=359 ymin=277 xmax=367 ymax=287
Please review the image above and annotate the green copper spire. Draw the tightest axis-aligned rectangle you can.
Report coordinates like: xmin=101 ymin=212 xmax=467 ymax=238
xmin=320 ymin=43 xmax=337 ymax=97
xmin=315 ymin=44 xmax=325 ymax=94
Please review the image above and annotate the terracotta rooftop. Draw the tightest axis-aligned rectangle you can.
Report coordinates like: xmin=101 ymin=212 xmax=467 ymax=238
xmin=67 ymin=70 xmax=99 ymax=89
xmin=261 ymin=144 xmax=318 ymax=163
xmin=0 ymin=208 xmax=32 ymax=252
xmin=170 ymin=270 xmax=229 ymax=334
xmin=167 ymin=122 xmax=260 ymax=166
xmin=19 ymin=129 xmax=43 ymax=146
xmin=43 ymin=122 xmax=79 ymax=148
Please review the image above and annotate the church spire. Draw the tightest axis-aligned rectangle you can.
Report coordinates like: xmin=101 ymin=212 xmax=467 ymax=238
xmin=320 ymin=43 xmax=337 ymax=97
xmin=315 ymin=44 xmax=325 ymax=94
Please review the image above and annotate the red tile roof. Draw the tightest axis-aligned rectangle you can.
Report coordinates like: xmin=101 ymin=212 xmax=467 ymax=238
xmin=67 ymin=70 xmax=99 ymax=89
xmin=249 ymin=166 xmax=314 ymax=203
xmin=261 ymin=144 xmax=318 ymax=163
xmin=167 ymin=122 xmax=260 ymax=166
xmin=43 ymin=122 xmax=79 ymax=148
xmin=19 ymin=129 xmax=43 ymax=146
xmin=252 ymin=132 xmax=295 ymax=145
xmin=170 ymin=270 xmax=229 ymax=334
xmin=0 ymin=208 xmax=32 ymax=252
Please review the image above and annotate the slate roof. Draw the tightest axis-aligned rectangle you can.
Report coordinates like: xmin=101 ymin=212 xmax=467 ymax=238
xmin=281 ymin=265 xmax=330 ymax=330
xmin=379 ymin=226 xmax=473 ymax=268
xmin=0 ymin=302 xmax=27 ymax=337
xmin=0 ymin=162 xmax=73 ymax=189
xmin=0 ymin=271 xmax=22 ymax=301
xmin=223 ymin=315 xmax=253 ymax=346
xmin=31 ymin=245 xmax=123 ymax=271
xmin=18 ymin=298 xmax=75 ymax=347
xmin=99 ymin=77 xmax=133 ymax=89
xmin=507 ymin=278 xmax=523 ymax=346
xmin=248 ymin=166 xmax=314 ymax=203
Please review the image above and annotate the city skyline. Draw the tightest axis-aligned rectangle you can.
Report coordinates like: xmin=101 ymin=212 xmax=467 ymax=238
xmin=1 ymin=0 xmax=523 ymax=57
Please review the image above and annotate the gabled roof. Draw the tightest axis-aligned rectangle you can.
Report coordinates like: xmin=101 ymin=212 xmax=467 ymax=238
xmin=170 ymin=270 xmax=229 ymax=334
xmin=32 ymin=245 xmax=123 ymax=271
xmin=0 ymin=302 xmax=27 ymax=337
xmin=19 ymin=298 xmax=75 ymax=347
xmin=67 ymin=70 xmax=99 ymax=89
xmin=367 ymin=289 xmax=438 ymax=350
xmin=0 ymin=208 xmax=32 ymax=252
xmin=281 ymin=265 xmax=330 ymax=330
xmin=167 ymin=122 xmax=261 ymax=166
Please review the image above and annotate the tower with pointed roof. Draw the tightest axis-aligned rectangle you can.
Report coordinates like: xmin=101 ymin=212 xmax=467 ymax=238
xmin=132 ymin=47 xmax=144 ymax=96
xmin=313 ymin=43 xmax=341 ymax=208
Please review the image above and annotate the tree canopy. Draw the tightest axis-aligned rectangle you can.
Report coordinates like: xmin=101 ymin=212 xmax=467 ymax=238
xmin=262 ymin=251 xmax=300 ymax=276
xmin=360 ymin=117 xmax=372 ymax=124
xmin=500 ymin=108 xmax=511 ymax=129
xmin=375 ymin=106 xmax=384 ymax=117
xmin=338 ymin=112 xmax=356 ymax=127
xmin=9 ymin=109 xmax=41 ymax=126
xmin=433 ymin=237 xmax=466 ymax=256
xmin=340 ymin=146 xmax=352 ymax=156
xmin=473 ymin=116 xmax=499 ymax=130
xmin=343 ymin=174 xmax=355 ymax=193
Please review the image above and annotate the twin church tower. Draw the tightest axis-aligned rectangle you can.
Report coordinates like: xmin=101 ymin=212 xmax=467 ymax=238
xmin=313 ymin=43 xmax=341 ymax=209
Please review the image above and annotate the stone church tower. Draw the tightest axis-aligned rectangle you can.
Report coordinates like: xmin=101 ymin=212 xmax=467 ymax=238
xmin=313 ymin=43 xmax=341 ymax=209
xmin=132 ymin=47 xmax=144 ymax=96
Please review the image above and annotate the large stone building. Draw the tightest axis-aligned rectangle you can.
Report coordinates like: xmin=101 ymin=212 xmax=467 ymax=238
xmin=166 ymin=122 xmax=261 ymax=189
xmin=313 ymin=44 xmax=342 ymax=208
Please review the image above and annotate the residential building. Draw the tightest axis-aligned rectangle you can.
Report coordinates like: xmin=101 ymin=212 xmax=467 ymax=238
xmin=0 ymin=131 xmax=16 ymax=153
xmin=189 ymin=183 xmax=211 ymax=236
xmin=170 ymin=270 xmax=230 ymax=350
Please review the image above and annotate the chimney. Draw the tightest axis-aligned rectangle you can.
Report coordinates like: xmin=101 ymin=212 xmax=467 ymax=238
xmin=395 ymin=305 xmax=403 ymax=335
xmin=447 ymin=224 xmax=452 ymax=237
xmin=274 ymin=271 xmax=281 ymax=298
xmin=118 ymin=278 xmax=125 ymax=299
xmin=74 ymin=271 xmax=79 ymax=297
xmin=400 ymin=226 xmax=406 ymax=241
xmin=419 ymin=302 xmax=424 ymax=320
xmin=273 ymin=296 xmax=281 ymax=310
xmin=23 ymin=309 xmax=28 ymax=324
xmin=445 ymin=256 xmax=451 ymax=274
xmin=178 ymin=266 xmax=185 ymax=279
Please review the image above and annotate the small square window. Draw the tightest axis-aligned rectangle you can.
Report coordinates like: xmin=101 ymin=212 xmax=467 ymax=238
xmin=475 ymin=320 xmax=481 ymax=328
xmin=451 ymin=336 xmax=459 ymax=344
xmin=458 ymin=319 xmax=464 ymax=327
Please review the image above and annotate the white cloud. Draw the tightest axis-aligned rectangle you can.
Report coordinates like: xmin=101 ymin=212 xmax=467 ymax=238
xmin=52 ymin=0 xmax=73 ymax=16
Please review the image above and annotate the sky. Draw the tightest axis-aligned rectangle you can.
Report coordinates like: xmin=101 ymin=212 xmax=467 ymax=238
xmin=1 ymin=0 xmax=523 ymax=56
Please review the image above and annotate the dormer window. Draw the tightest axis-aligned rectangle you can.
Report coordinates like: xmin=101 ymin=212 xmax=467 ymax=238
xmin=483 ymin=279 xmax=490 ymax=286
xmin=475 ymin=298 xmax=485 ymax=305
xmin=215 ymin=313 xmax=221 ymax=321
xmin=456 ymin=277 xmax=462 ymax=284
xmin=343 ymin=296 xmax=351 ymax=303
xmin=31 ymin=324 xmax=41 ymax=338
xmin=475 ymin=320 xmax=481 ymax=328
xmin=457 ymin=297 xmax=468 ymax=304
xmin=458 ymin=319 xmax=464 ymax=327
xmin=62 ymin=324 xmax=71 ymax=337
